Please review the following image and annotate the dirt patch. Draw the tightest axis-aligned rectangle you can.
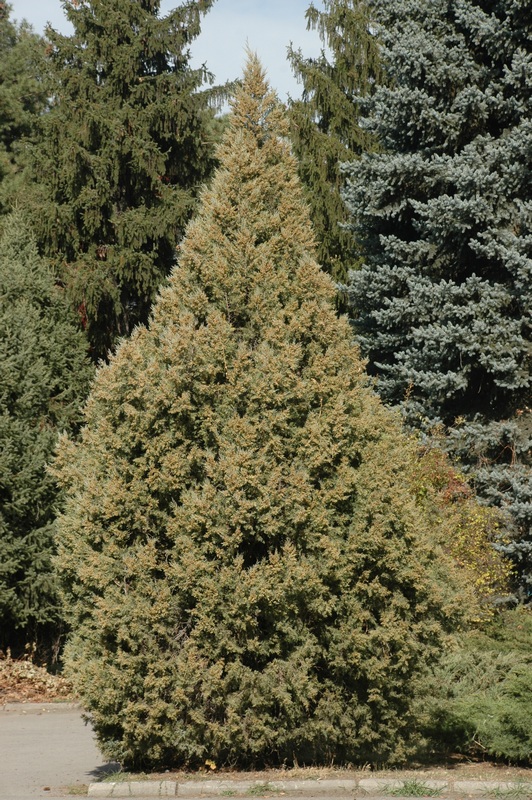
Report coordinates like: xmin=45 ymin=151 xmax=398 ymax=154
xmin=0 ymin=652 xmax=74 ymax=703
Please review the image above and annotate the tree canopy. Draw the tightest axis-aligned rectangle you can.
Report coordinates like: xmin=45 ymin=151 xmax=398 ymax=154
xmin=343 ymin=0 xmax=532 ymax=593
xmin=0 ymin=211 xmax=92 ymax=656
xmin=288 ymin=0 xmax=383 ymax=283
xmin=22 ymin=0 xmax=219 ymax=360
xmin=0 ymin=3 xmax=46 ymax=215
xmin=54 ymin=55 xmax=469 ymax=769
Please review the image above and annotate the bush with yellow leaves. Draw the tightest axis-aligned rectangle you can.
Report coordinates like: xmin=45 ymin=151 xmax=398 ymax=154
xmin=415 ymin=445 xmax=512 ymax=619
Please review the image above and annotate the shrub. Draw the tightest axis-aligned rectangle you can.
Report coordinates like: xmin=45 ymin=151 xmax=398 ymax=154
xmin=414 ymin=443 xmax=513 ymax=619
xmin=422 ymin=607 xmax=532 ymax=763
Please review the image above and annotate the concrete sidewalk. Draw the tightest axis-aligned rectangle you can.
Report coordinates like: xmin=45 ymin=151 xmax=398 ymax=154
xmin=0 ymin=702 xmax=115 ymax=798
xmin=87 ymin=775 xmax=532 ymax=798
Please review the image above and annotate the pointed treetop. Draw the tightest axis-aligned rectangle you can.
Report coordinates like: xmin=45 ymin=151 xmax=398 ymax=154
xmin=154 ymin=50 xmax=324 ymax=336
xmin=229 ymin=50 xmax=289 ymax=145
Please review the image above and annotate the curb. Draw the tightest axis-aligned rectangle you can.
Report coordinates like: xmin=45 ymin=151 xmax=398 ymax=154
xmin=0 ymin=701 xmax=81 ymax=713
xmin=89 ymin=782 xmax=177 ymax=797
xmin=87 ymin=778 xmax=532 ymax=798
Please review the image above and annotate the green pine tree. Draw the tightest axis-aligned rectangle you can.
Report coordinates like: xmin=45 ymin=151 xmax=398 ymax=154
xmin=54 ymin=55 xmax=469 ymax=769
xmin=288 ymin=0 xmax=383 ymax=283
xmin=22 ymin=0 xmax=219 ymax=360
xmin=0 ymin=3 xmax=47 ymax=215
xmin=343 ymin=0 xmax=532 ymax=593
xmin=0 ymin=211 xmax=92 ymax=657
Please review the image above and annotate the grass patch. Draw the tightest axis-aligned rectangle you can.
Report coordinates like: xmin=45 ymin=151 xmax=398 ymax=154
xmin=101 ymin=769 xmax=148 ymax=783
xmin=386 ymin=779 xmax=443 ymax=797
xmin=246 ymin=783 xmax=281 ymax=796
xmin=484 ymin=782 xmax=532 ymax=799
xmin=66 ymin=786 xmax=89 ymax=796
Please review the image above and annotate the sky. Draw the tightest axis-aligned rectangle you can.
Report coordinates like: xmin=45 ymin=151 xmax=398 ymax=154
xmin=8 ymin=0 xmax=327 ymax=103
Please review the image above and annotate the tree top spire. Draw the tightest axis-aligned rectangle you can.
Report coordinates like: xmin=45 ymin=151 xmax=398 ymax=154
xmin=229 ymin=50 xmax=289 ymax=144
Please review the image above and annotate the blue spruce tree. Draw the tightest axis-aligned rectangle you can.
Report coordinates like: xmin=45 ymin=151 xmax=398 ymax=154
xmin=343 ymin=0 xmax=532 ymax=594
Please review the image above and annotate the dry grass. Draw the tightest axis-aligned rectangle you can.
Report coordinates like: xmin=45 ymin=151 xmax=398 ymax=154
xmin=115 ymin=762 xmax=532 ymax=787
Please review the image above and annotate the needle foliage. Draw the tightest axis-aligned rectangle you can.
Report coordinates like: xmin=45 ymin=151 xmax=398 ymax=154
xmin=0 ymin=3 xmax=46 ymax=216
xmin=0 ymin=211 xmax=92 ymax=656
xmin=288 ymin=0 xmax=383 ymax=283
xmin=343 ymin=0 xmax=532 ymax=593
xmin=22 ymin=0 xmax=219 ymax=360
xmin=55 ymin=56 xmax=469 ymax=769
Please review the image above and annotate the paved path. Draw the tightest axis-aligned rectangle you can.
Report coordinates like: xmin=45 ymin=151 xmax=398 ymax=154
xmin=0 ymin=702 xmax=115 ymax=798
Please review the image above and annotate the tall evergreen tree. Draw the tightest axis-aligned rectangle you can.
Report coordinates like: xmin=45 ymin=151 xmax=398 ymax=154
xmin=0 ymin=3 xmax=46 ymax=215
xmin=22 ymin=0 xmax=219 ymax=360
xmin=288 ymin=0 xmax=383 ymax=283
xmin=54 ymin=55 xmax=469 ymax=769
xmin=343 ymin=0 xmax=532 ymax=592
xmin=0 ymin=212 xmax=92 ymax=657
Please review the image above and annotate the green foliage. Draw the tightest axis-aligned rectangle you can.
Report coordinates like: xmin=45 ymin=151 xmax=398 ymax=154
xmin=21 ymin=0 xmax=220 ymax=360
xmin=0 ymin=3 xmax=47 ymax=214
xmin=246 ymin=785 xmax=281 ymax=796
xmin=288 ymin=0 xmax=383 ymax=283
xmin=386 ymin=779 xmax=442 ymax=797
xmin=0 ymin=211 xmax=92 ymax=656
xmin=54 ymin=55 xmax=469 ymax=770
xmin=343 ymin=0 xmax=532 ymax=591
xmin=421 ymin=608 xmax=532 ymax=763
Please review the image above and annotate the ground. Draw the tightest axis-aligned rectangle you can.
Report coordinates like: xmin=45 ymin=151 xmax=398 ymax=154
xmin=1 ymin=653 xmax=530 ymax=784
xmin=0 ymin=651 xmax=73 ymax=702
xmin=134 ymin=763 xmax=532 ymax=785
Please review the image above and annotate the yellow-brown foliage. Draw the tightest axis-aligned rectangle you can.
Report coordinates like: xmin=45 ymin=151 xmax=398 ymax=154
xmin=415 ymin=445 xmax=512 ymax=619
xmin=54 ymin=55 xmax=471 ymax=770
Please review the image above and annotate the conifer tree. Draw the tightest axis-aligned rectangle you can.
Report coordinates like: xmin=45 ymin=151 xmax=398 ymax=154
xmin=0 ymin=212 xmax=92 ymax=656
xmin=288 ymin=0 xmax=383 ymax=283
xmin=343 ymin=0 xmax=532 ymax=592
xmin=54 ymin=56 xmax=469 ymax=769
xmin=23 ymin=0 xmax=218 ymax=360
xmin=0 ymin=3 xmax=46 ymax=215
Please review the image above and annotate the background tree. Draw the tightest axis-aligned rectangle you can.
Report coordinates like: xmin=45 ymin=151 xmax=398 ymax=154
xmin=343 ymin=0 xmax=532 ymax=593
xmin=0 ymin=211 xmax=92 ymax=658
xmin=420 ymin=606 xmax=532 ymax=762
xmin=22 ymin=0 xmax=220 ymax=360
xmin=54 ymin=55 xmax=469 ymax=769
xmin=0 ymin=3 xmax=46 ymax=215
xmin=288 ymin=0 xmax=383 ymax=283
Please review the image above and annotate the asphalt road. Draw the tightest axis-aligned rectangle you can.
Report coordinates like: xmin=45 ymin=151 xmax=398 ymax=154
xmin=0 ymin=702 xmax=115 ymax=798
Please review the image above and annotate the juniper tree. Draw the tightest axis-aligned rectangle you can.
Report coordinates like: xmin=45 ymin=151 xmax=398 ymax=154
xmin=343 ymin=0 xmax=532 ymax=592
xmin=288 ymin=0 xmax=383 ymax=283
xmin=0 ymin=212 xmax=92 ymax=657
xmin=23 ymin=0 xmax=219 ymax=360
xmin=54 ymin=56 xmax=470 ymax=769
